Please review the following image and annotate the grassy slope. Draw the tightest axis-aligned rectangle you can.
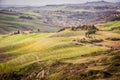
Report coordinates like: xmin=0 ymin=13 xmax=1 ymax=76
xmin=97 ymin=21 xmax=120 ymax=30
xmin=0 ymin=13 xmax=59 ymax=34
xmin=0 ymin=31 xmax=106 ymax=73
xmin=0 ymin=30 xmax=120 ymax=80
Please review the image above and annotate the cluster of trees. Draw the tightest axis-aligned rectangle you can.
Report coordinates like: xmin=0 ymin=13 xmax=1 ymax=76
xmin=71 ymin=25 xmax=98 ymax=31
xmin=58 ymin=25 xmax=98 ymax=32
xmin=58 ymin=25 xmax=99 ymax=38
xmin=19 ymin=16 xmax=33 ymax=20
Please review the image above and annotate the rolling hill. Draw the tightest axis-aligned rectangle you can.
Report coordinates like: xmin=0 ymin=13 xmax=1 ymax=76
xmin=0 ymin=12 xmax=60 ymax=34
xmin=0 ymin=29 xmax=120 ymax=80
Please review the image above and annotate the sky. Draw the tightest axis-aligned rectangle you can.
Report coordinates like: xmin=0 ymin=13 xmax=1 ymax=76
xmin=0 ymin=0 xmax=119 ymax=6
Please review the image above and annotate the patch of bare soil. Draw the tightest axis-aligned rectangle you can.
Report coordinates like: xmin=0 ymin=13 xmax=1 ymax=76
xmin=97 ymin=41 xmax=120 ymax=49
xmin=0 ymin=49 xmax=13 ymax=63
xmin=73 ymin=37 xmax=120 ymax=50
xmin=73 ymin=38 xmax=106 ymax=48
xmin=106 ymin=37 xmax=120 ymax=41
xmin=73 ymin=38 xmax=103 ymax=44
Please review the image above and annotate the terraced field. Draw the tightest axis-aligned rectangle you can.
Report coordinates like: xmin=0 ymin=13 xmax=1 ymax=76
xmin=0 ymin=30 xmax=120 ymax=80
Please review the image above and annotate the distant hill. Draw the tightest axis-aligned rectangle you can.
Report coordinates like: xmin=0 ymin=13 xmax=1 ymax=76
xmin=84 ymin=1 xmax=115 ymax=6
xmin=0 ymin=1 xmax=120 ymax=34
xmin=42 ymin=1 xmax=117 ymax=10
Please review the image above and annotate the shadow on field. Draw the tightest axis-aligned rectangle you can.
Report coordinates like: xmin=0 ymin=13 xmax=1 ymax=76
xmin=0 ymin=49 xmax=13 ymax=63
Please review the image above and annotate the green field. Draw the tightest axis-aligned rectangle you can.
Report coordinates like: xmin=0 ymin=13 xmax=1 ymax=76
xmin=0 ymin=31 xmax=105 ymax=73
xmin=0 ymin=29 xmax=120 ymax=80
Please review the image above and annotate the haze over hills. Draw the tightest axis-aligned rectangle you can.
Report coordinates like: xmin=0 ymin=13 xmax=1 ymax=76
xmin=0 ymin=0 xmax=120 ymax=34
xmin=0 ymin=0 xmax=119 ymax=7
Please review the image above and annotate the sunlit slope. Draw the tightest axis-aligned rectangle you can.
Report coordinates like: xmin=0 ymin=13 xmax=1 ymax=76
xmin=0 ymin=31 xmax=105 ymax=73
xmin=97 ymin=21 xmax=120 ymax=30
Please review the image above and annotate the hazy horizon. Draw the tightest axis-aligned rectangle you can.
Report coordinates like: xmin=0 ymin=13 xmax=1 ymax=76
xmin=0 ymin=0 xmax=119 ymax=7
